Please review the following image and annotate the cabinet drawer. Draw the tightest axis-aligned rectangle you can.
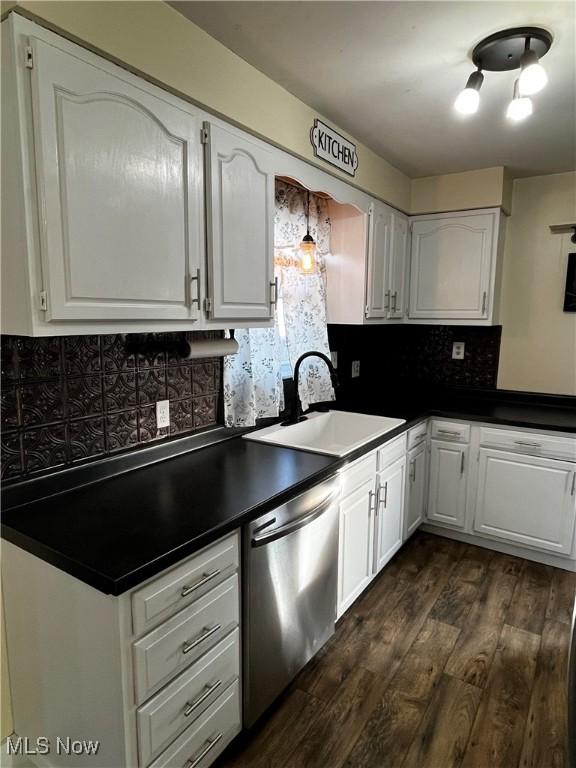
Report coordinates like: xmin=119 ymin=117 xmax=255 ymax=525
xmin=340 ymin=452 xmax=377 ymax=499
xmin=478 ymin=427 xmax=576 ymax=463
xmin=133 ymin=575 xmax=239 ymax=704
xmin=132 ymin=533 xmax=239 ymax=636
xmin=148 ymin=680 xmax=241 ymax=768
xmin=138 ymin=629 xmax=240 ymax=766
xmin=378 ymin=434 xmax=407 ymax=471
xmin=430 ymin=420 xmax=470 ymax=443
xmin=407 ymin=421 xmax=428 ymax=449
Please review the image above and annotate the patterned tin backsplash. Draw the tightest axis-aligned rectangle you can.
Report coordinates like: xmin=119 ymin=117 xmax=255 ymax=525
xmin=0 ymin=332 xmax=223 ymax=482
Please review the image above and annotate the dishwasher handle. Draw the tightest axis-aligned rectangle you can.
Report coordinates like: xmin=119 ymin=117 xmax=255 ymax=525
xmin=251 ymin=492 xmax=338 ymax=547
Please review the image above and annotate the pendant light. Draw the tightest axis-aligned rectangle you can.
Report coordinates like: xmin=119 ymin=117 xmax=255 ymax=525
xmin=300 ymin=191 xmax=316 ymax=274
xmin=506 ymin=79 xmax=533 ymax=121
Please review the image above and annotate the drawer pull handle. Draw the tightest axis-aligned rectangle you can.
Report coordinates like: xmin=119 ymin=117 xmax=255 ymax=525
xmin=182 ymin=624 xmax=222 ymax=654
xmin=378 ymin=482 xmax=388 ymax=509
xmin=437 ymin=429 xmax=461 ymax=437
xmin=184 ymin=680 xmax=222 ymax=717
xmin=460 ymin=452 xmax=465 ymax=475
xmin=185 ymin=733 xmax=223 ymax=768
xmin=513 ymin=440 xmax=542 ymax=448
xmin=410 ymin=459 xmax=416 ymax=482
xmin=181 ymin=569 xmax=221 ymax=597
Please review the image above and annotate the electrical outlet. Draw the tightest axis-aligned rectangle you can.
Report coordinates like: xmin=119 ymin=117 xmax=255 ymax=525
xmin=330 ymin=350 xmax=338 ymax=368
xmin=351 ymin=360 xmax=360 ymax=378
xmin=156 ymin=400 xmax=170 ymax=429
xmin=452 ymin=342 xmax=465 ymax=360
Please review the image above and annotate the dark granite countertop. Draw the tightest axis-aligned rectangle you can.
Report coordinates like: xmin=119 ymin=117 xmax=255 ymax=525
xmin=2 ymin=389 xmax=574 ymax=595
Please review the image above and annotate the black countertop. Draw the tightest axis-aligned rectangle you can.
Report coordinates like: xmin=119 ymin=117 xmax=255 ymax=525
xmin=2 ymin=389 xmax=574 ymax=595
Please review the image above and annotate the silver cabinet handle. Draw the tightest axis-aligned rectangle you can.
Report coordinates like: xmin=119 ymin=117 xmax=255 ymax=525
xmin=514 ymin=440 xmax=542 ymax=448
xmin=437 ymin=429 xmax=461 ymax=438
xmin=184 ymin=680 xmax=222 ymax=717
xmin=369 ymin=489 xmax=376 ymax=515
xmin=460 ymin=452 xmax=465 ymax=475
xmin=182 ymin=624 xmax=221 ymax=654
xmin=410 ymin=459 xmax=416 ymax=482
xmin=482 ymin=291 xmax=487 ymax=314
xmin=391 ymin=291 xmax=398 ymax=313
xmin=190 ymin=268 xmax=201 ymax=307
xmin=270 ymin=277 xmax=279 ymax=307
xmin=181 ymin=569 xmax=221 ymax=597
xmin=384 ymin=290 xmax=390 ymax=310
xmin=185 ymin=733 xmax=223 ymax=768
xmin=379 ymin=482 xmax=388 ymax=509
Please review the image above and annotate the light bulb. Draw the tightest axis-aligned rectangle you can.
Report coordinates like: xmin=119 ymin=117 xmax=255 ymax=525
xmin=300 ymin=239 xmax=316 ymax=273
xmin=454 ymin=88 xmax=480 ymax=115
xmin=518 ymin=49 xmax=548 ymax=95
xmin=454 ymin=70 xmax=483 ymax=115
xmin=507 ymin=80 xmax=533 ymax=121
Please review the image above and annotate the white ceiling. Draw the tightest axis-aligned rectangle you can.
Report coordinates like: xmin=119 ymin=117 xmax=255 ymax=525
xmin=169 ymin=1 xmax=576 ymax=178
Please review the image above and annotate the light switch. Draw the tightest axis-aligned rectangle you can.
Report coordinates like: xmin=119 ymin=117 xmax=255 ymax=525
xmin=156 ymin=400 xmax=170 ymax=429
xmin=452 ymin=342 xmax=465 ymax=360
xmin=351 ymin=360 xmax=360 ymax=378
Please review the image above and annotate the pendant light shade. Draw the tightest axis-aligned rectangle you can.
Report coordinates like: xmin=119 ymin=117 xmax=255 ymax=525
xmin=300 ymin=191 xmax=316 ymax=274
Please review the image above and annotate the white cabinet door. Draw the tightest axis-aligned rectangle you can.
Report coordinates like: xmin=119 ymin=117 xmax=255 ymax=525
xmin=474 ymin=449 xmax=576 ymax=555
xmin=427 ymin=440 xmax=468 ymax=529
xmin=388 ymin=211 xmax=408 ymax=319
xmin=405 ymin=443 xmax=426 ymax=540
xmin=374 ymin=456 xmax=405 ymax=572
xmin=29 ymin=37 xmax=203 ymax=322
xmin=365 ymin=201 xmax=392 ymax=318
xmin=409 ymin=212 xmax=495 ymax=320
xmin=204 ymin=122 xmax=274 ymax=322
xmin=337 ymin=478 xmax=375 ymax=617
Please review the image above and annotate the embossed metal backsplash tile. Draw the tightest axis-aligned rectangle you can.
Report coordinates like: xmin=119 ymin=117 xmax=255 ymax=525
xmin=0 ymin=333 xmax=223 ymax=482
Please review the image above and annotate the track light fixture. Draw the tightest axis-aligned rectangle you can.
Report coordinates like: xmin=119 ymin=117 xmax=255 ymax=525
xmin=454 ymin=27 xmax=552 ymax=122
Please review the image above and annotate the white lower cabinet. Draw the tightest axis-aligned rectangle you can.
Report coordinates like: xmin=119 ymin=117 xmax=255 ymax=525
xmin=405 ymin=442 xmax=427 ymax=540
xmin=473 ymin=448 xmax=576 ymax=555
xmin=427 ymin=439 xmax=468 ymax=530
xmin=2 ymin=531 xmax=242 ymax=768
xmin=374 ymin=456 xmax=405 ymax=572
xmin=338 ymin=476 xmax=376 ymax=617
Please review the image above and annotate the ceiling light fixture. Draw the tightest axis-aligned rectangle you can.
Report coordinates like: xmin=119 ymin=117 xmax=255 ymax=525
xmin=506 ymin=79 xmax=533 ymax=121
xmin=455 ymin=27 xmax=552 ymax=123
xmin=300 ymin=191 xmax=316 ymax=274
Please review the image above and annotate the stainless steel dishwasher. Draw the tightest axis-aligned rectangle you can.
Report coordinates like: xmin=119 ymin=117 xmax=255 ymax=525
xmin=243 ymin=475 xmax=340 ymax=727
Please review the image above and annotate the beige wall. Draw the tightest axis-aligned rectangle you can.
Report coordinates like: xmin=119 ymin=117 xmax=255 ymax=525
xmin=1 ymin=596 xmax=13 ymax=741
xmin=3 ymin=0 xmax=411 ymax=210
xmin=410 ymin=167 xmax=509 ymax=215
xmin=498 ymin=172 xmax=576 ymax=396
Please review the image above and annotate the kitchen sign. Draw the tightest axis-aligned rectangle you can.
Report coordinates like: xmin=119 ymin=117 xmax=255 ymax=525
xmin=310 ymin=119 xmax=358 ymax=177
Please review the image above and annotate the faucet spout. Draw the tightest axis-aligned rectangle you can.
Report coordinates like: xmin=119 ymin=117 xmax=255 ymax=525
xmin=281 ymin=351 xmax=338 ymax=426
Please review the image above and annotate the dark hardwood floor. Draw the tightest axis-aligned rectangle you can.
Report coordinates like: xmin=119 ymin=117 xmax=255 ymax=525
xmin=216 ymin=532 xmax=576 ymax=768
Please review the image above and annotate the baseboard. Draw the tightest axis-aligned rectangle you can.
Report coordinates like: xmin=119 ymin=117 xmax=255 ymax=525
xmin=422 ymin=524 xmax=576 ymax=571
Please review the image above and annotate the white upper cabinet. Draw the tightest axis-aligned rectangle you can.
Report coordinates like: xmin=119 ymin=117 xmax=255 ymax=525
xmin=473 ymin=449 xmax=576 ymax=556
xmin=203 ymin=122 xmax=275 ymax=322
xmin=29 ymin=37 xmax=203 ymax=323
xmin=408 ymin=209 xmax=504 ymax=325
xmin=365 ymin=200 xmax=408 ymax=321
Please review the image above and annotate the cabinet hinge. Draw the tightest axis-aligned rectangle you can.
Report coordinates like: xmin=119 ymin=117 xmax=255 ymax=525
xmin=39 ymin=290 xmax=47 ymax=311
xmin=203 ymin=297 xmax=213 ymax=313
xmin=25 ymin=45 xmax=34 ymax=69
xmin=201 ymin=125 xmax=210 ymax=144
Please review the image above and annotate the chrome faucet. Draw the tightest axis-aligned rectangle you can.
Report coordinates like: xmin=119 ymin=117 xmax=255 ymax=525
xmin=282 ymin=351 xmax=339 ymax=426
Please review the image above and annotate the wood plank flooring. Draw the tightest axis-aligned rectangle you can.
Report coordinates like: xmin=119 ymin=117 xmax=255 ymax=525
xmin=215 ymin=533 xmax=576 ymax=768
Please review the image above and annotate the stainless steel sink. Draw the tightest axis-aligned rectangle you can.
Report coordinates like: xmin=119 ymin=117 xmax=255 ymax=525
xmin=244 ymin=410 xmax=405 ymax=457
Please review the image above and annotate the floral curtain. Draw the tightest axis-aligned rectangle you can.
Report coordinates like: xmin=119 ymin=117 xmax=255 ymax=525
xmin=223 ymin=181 xmax=335 ymax=426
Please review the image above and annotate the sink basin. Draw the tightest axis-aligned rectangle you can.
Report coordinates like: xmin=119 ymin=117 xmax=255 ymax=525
xmin=244 ymin=410 xmax=405 ymax=457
